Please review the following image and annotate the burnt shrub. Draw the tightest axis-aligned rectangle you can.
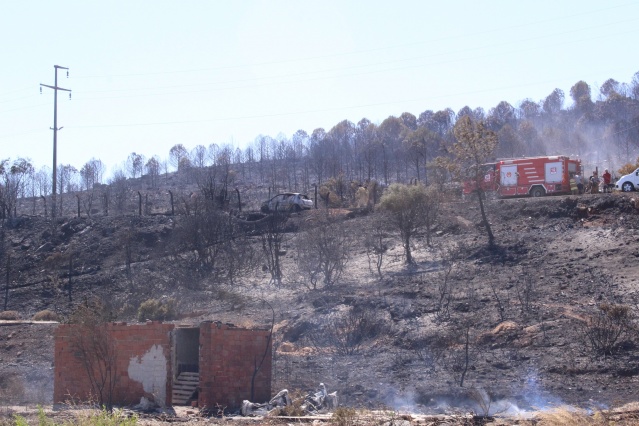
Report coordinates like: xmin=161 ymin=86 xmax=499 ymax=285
xmin=306 ymin=307 xmax=388 ymax=355
xmin=581 ymin=303 xmax=634 ymax=355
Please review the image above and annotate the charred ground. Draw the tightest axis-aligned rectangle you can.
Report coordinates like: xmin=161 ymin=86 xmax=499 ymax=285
xmin=2 ymin=190 xmax=639 ymax=416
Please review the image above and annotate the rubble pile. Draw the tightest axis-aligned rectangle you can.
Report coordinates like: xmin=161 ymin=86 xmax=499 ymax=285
xmin=241 ymin=383 xmax=338 ymax=417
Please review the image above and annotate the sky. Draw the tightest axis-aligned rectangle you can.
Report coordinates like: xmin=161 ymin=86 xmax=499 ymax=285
xmin=1 ymin=1 xmax=638 ymax=177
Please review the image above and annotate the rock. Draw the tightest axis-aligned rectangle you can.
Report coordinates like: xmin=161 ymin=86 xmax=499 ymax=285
xmin=279 ymin=342 xmax=295 ymax=352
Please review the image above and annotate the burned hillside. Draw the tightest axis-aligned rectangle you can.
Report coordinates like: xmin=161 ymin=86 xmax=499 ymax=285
xmin=2 ymin=190 xmax=639 ymax=416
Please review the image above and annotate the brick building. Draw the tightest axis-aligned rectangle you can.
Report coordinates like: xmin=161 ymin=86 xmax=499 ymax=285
xmin=54 ymin=321 xmax=272 ymax=410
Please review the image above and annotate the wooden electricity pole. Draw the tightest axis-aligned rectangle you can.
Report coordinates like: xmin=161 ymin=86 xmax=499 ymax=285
xmin=40 ymin=65 xmax=71 ymax=218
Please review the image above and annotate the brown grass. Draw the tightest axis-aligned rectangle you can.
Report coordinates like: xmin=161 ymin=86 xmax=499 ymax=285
xmin=0 ymin=311 xmax=19 ymax=320
xmin=520 ymin=405 xmax=639 ymax=425
xmin=32 ymin=309 xmax=59 ymax=321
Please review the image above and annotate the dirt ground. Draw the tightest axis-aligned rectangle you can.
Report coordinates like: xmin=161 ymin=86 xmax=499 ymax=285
xmin=2 ymin=192 xmax=639 ymax=424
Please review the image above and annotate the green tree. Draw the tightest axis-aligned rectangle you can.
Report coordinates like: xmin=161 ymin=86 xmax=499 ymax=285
xmin=449 ymin=116 xmax=498 ymax=246
xmin=379 ymin=183 xmax=438 ymax=264
xmin=144 ymin=156 xmax=161 ymax=188
xmin=570 ymin=80 xmax=593 ymax=114
xmin=542 ymin=88 xmax=564 ymax=115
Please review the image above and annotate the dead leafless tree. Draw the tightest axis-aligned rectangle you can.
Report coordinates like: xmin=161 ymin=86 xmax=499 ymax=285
xmin=443 ymin=317 xmax=480 ymax=388
xmin=514 ymin=269 xmax=536 ymax=315
xmin=296 ymin=212 xmax=352 ymax=289
xmin=363 ymin=212 xmax=389 ymax=280
xmin=83 ymin=191 xmax=96 ymax=217
xmin=260 ymin=210 xmax=289 ymax=286
xmin=109 ymin=170 xmax=130 ymax=215
xmin=489 ymin=284 xmax=506 ymax=323
xmin=69 ymin=298 xmax=118 ymax=410
xmin=219 ymin=230 xmax=257 ymax=287
xmin=434 ymin=244 xmax=465 ymax=321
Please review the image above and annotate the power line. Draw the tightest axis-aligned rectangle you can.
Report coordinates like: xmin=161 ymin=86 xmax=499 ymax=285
xmin=66 ymin=17 xmax=639 ymax=103
xmin=40 ymin=65 xmax=71 ymax=219
xmin=71 ymin=2 xmax=638 ymax=81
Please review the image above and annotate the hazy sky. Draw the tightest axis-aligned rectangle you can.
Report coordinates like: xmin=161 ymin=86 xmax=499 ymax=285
xmin=1 ymin=1 xmax=638 ymax=176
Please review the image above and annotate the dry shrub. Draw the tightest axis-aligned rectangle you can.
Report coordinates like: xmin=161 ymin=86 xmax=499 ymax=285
xmin=137 ymin=298 xmax=178 ymax=322
xmin=272 ymin=389 xmax=306 ymax=417
xmin=0 ymin=310 xmax=19 ymax=320
xmin=69 ymin=297 xmax=116 ymax=325
xmin=331 ymin=407 xmax=358 ymax=426
xmin=33 ymin=309 xmax=59 ymax=321
xmin=529 ymin=406 xmax=610 ymax=425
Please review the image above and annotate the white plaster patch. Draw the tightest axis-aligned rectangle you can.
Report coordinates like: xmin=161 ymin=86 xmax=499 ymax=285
xmin=128 ymin=344 xmax=167 ymax=406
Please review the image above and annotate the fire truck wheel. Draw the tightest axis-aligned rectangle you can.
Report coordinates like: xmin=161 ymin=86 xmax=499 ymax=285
xmin=531 ymin=187 xmax=545 ymax=197
xmin=621 ymin=181 xmax=634 ymax=192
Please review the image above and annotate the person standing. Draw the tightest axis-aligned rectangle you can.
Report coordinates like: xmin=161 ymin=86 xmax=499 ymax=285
xmin=590 ymin=172 xmax=600 ymax=194
xmin=574 ymin=173 xmax=583 ymax=194
xmin=570 ymin=174 xmax=578 ymax=195
xmin=602 ymin=169 xmax=612 ymax=193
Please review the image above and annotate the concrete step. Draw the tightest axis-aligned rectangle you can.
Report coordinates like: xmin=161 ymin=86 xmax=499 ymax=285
xmin=172 ymin=372 xmax=199 ymax=406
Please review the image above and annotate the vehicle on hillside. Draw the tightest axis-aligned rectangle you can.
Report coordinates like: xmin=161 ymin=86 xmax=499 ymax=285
xmin=614 ymin=168 xmax=639 ymax=192
xmin=462 ymin=155 xmax=582 ymax=198
xmin=496 ymin=156 xmax=581 ymax=198
xmin=462 ymin=163 xmax=498 ymax=198
xmin=261 ymin=192 xmax=313 ymax=212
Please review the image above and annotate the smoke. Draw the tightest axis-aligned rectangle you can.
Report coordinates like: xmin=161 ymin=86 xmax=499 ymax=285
xmin=521 ymin=369 xmax=563 ymax=410
xmin=381 ymin=369 xmax=572 ymax=418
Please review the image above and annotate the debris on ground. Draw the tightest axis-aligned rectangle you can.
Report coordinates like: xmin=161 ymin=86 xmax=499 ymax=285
xmin=241 ymin=383 xmax=338 ymax=417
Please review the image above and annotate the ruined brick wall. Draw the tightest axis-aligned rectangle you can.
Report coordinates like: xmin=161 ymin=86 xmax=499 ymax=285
xmin=198 ymin=322 xmax=272 ymax=411
xmin=54 ymin=322 xmax=174 ymax=406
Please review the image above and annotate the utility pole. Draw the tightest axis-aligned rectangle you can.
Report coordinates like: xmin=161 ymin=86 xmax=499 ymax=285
xmin=40 ymin=65 xmax=71 ymax=218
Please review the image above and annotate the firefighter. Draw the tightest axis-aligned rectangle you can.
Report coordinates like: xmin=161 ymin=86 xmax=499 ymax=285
xmin=589 ymin=172 xmax=600 ymax=194
xmin=602 ymin=169 xmax=612 ymax=193
xmin=574 ymin=173 xmax=584 ymax=194
xmin=569 ymin=174 xmax=578 ymax=195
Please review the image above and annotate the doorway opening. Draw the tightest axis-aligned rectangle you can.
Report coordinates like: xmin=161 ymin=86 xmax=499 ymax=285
xmin=172 ymin=327 xmax=200 ymax=405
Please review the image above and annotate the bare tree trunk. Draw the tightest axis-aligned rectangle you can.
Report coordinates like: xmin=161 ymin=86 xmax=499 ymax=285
xmin=459 ymin=326 xmax=470 ymax=387
xmin=403 ymin=233 xmax=413 ymax=264
xmin=476 ymin=190 xmax=494 ymax=246
xmin=41 ymin=195 xmax=47 ymax=217
xmin=4 ymin=254 xmax=9 ymax=311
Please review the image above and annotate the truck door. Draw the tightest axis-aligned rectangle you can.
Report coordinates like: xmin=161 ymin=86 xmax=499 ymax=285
xmin=545 ymin=161 xmax=563 ymax=183
xmin=501 ymin=165 xmax=518 ymax=186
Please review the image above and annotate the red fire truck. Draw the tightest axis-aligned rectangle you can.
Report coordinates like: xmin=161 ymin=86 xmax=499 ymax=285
xmin=496 ymin=155 xmax=581 ymax=198
xmin=461 ymin=156 xmax=581 ymax=198
xmin=461 ymin=163 xmax=498 ymax=196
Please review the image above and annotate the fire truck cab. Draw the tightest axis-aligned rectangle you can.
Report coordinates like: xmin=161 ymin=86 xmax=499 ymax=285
xmin=461 ymin=163 xmax=498 ymax=196
xmin=497 ymin=156 xmax=581 ymax=198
